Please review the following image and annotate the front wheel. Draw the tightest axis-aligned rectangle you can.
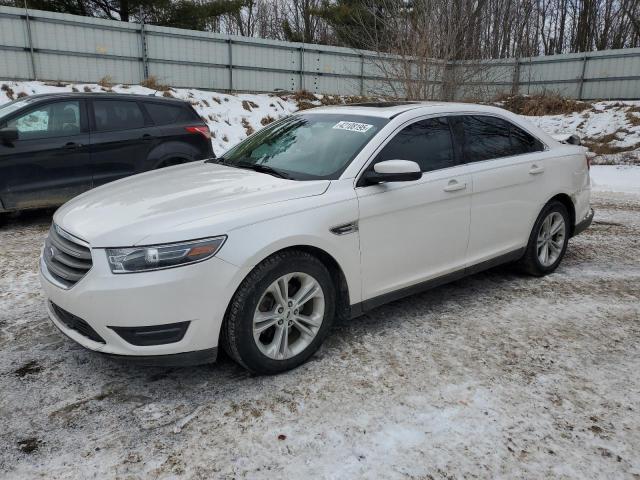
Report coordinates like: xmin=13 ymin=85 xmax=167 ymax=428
xmin=222 ymin=250 xmax=336 ymax=374
xmin=519 ymin=201 xmax=570 ymax=276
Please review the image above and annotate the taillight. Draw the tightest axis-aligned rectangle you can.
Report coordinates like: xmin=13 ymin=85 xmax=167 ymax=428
xmin=185 ymin=125 xmax=211 ymax=140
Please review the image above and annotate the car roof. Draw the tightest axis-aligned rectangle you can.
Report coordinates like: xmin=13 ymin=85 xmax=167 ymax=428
xmin=16 ymin=92 xmax=188 ymax=104
xmin=300 ymin=101 xmax=510 ymax=119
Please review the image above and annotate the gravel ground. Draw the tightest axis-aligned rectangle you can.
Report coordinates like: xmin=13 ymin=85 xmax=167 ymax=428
xmin=0 ymin=191 xmax=639 ymax=479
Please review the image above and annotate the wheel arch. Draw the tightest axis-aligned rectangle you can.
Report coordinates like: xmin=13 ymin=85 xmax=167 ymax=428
xmin=223 ymin=243 xmax=353 ymax=325
xmin=546 ymin=193 xmax=576 ymax=236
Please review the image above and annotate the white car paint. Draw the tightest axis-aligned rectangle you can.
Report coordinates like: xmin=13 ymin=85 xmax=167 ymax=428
xmin=40 ymin=102 xmax=591 ymax=362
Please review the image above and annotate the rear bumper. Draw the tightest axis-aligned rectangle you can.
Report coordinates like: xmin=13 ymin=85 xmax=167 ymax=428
xmin=573 ymin=208 xmax=594 ymax=237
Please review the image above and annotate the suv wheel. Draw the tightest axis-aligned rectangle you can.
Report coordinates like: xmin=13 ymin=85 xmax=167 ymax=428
xmin=222 ymin=250 xmax=336 ymax=374
xmin=519 ymin=201 xmax=570 ymax=276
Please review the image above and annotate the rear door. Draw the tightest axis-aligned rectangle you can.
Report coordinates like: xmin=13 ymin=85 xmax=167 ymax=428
xmin=356 ymin=116 xmax=472 ymax=302
xmin=89 ymin=99 xmax=160 ymax=187
xmin=450 ymin=115 xmax=548 ymax=266
xmin=0 ymin=98 xmax=91 ymax=210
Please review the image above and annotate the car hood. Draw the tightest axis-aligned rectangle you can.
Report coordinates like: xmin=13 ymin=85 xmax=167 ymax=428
xmin=54 ymin=161 xmax=330 ymax=247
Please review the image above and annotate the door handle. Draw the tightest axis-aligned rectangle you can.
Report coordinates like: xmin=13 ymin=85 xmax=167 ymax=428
xmin=443 ymin=180 xmax=467 ymax=192
xmin=63 ymin=142 xmax=82 ymax=149
xmin=141 ymin=134 xmax=154 ymax=141
xmin=529 ymin=164 xmax=544 ymax=175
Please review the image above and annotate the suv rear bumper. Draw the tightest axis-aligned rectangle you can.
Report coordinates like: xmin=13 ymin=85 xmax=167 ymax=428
xmin=573 ymin=208 xmax=594 ymax=237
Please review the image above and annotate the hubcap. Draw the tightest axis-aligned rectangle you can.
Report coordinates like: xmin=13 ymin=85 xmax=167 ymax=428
xmin=537 ymin=211 xmax=566 ymax=267
xmin=253 ymin=272 xmax=325 ymax=360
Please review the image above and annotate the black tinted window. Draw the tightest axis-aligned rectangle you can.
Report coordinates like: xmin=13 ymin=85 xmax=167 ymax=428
xmin=460 ymin=115 xmax=544 ymax=162
xmin=144 ymin=102 xmax=195 ymax=125
xmin=511 ymin=124 xmax=544 ymax=154
xmin=93 ymin=100 xmax=145 ymax=131
xmin=376 ymin=117 xmax=455 ymax=172
xmin=461 ymin=116 xmax=512 ymax=161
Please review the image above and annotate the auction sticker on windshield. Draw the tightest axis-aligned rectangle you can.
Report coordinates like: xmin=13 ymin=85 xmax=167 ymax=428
xmin=332 ymin=121 xmax=374 ymax=133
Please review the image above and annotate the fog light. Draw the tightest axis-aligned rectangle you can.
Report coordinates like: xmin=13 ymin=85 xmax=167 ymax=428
xmin=109 ymin=321 xmax=190 ymax=346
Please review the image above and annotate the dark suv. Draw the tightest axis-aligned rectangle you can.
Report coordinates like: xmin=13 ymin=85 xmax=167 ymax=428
xmin=0 ymin=93 xmax=213 ymax=213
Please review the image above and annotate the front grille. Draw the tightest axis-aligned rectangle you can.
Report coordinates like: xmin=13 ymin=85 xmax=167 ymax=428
xmin=43 ymin=224 xmax=92 ymax=288
xmin=50 ymin=302 xmax=105 ymax=344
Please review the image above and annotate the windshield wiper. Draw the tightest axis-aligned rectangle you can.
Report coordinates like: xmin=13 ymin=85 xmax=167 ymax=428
xmin=220 ymin=159 xmax=292 ymax=179
xmin=207 ymin=157 xmax=292 ymax=179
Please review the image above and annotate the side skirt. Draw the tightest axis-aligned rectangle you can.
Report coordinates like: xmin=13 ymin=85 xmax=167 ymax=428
xmin=350 ymin=247 xmax=526 ymax=318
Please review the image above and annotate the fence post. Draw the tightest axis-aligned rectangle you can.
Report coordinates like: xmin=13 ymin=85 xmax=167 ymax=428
xmin=360 ymin=54 xmax=365 ymax=96
xmin=140 ymin=17 xmax=149 ymax=80
xmin=299 ymin=45 xmax=304 ymax=91
xmin=511 ymin=57 xmax=520 ymax=96
xmin=228 ymin=39 xmax=233 ymax=92
xmin=577 ymin=53 xmax=588 ymax=100
xmin=23 ymin=1 xmax=37 ymax=80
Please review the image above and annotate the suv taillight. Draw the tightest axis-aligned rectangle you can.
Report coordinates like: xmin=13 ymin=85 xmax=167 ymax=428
xmin=186 ymin=125 xmax=211 ymax=140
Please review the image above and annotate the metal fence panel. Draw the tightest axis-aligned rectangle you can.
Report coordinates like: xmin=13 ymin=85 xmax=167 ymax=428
xmin=1 ymin=6 xmax=639 ymax=100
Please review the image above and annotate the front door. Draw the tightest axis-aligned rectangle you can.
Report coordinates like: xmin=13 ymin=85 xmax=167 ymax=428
xmin=356 ymin=117 xmax=472 ymax=302
xmin=0 ymin=99 xmax=91 ymax=210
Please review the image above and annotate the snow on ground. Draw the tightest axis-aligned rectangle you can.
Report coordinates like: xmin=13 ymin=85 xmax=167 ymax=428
xmin=591 ymin=165 xmax=640 ymax=194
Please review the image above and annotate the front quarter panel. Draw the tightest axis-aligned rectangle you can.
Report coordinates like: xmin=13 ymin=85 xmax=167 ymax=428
xmin=216 ymin=180 xmax=362 ymax=305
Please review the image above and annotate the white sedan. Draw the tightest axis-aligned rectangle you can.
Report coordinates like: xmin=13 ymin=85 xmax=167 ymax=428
xmin=40 ymin=102 xmax=593 ymax=373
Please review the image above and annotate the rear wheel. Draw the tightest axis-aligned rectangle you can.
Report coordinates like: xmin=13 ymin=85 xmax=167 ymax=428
xmin=519 ymin=201 xmax=570 ymax=276
xmin=222 ymin=250 xmax=336 ymax=374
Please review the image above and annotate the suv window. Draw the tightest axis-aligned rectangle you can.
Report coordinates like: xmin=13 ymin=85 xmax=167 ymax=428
xmin=5 ymin=100 xmax=81 ymax=139
xmin=375 ymin=117 xmax=455 ymax=172
xmin=93 ymin=100 xmax=145 ymax=131
xmin=459 ymin=115 xmax=544 ymax=162
xmin=144 ymin=102 xmax=196 ymax=125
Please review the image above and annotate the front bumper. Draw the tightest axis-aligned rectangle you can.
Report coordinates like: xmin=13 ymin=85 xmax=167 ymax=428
xmin=40 ymin=250 xmax=240 ymax=363
xmin=573 ymin=208 xmax=594 ymax=237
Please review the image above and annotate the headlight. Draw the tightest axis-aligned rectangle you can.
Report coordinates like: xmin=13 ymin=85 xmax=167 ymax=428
xmin=106 ymin=236 xmax=226 ymax=273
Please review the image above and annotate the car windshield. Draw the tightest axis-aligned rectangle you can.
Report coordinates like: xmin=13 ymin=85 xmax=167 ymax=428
xmin=0 ymin=97 xmax=36 ymax=122
xmin=213 ymin=113 xmax=388 ymax=180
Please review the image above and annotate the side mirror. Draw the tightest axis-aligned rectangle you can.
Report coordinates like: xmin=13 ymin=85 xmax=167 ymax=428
xmin=0 ymin=127 xmax=18 ymax=144
xmin=362 ymin=160 xmax=422 ymax=185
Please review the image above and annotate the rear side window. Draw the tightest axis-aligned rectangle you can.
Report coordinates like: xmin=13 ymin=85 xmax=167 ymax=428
xmin=458 ymin=115 xmax=544 ymax=162
xmin=93 ymin=100 xmax=145 ymax=131
xmin=376 ymin=117 xmax=455 ymax=172
xmin=144 ymin=102 xmax=196 ymax=125
xmin=510 ymin=124 xmax=545 ymax=154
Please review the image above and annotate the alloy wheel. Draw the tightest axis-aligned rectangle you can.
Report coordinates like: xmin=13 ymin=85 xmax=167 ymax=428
xmin=537 ymin=211 xmax=566 ymax=267
xmin=252 ymin=272 xmax=325 ymax=360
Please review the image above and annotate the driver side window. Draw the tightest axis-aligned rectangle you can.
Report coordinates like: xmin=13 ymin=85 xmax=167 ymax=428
xmin=375 ymin=117 xmax=456 ymax=173
xmin=7 ymin=100 xmax=81 ymax=140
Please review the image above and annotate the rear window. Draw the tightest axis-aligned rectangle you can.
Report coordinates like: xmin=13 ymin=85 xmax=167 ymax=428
xmin=458 ymin=115 xmax=544 ymax=162
xmin=144 ymin=102 xmax=197 ymax=125
xmin=93 ymin=100 xmax=145 ymax=131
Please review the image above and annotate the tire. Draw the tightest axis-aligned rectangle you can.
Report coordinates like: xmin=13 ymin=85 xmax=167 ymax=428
xmin=222 ymin=250 xmax=336 ymax=374
xmin=519 ymin=200 xmax=570 ymax=276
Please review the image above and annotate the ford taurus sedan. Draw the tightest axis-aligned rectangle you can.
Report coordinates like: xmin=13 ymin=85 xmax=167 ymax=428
xmin=39 ymin=102 xmax=593 ymax=373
